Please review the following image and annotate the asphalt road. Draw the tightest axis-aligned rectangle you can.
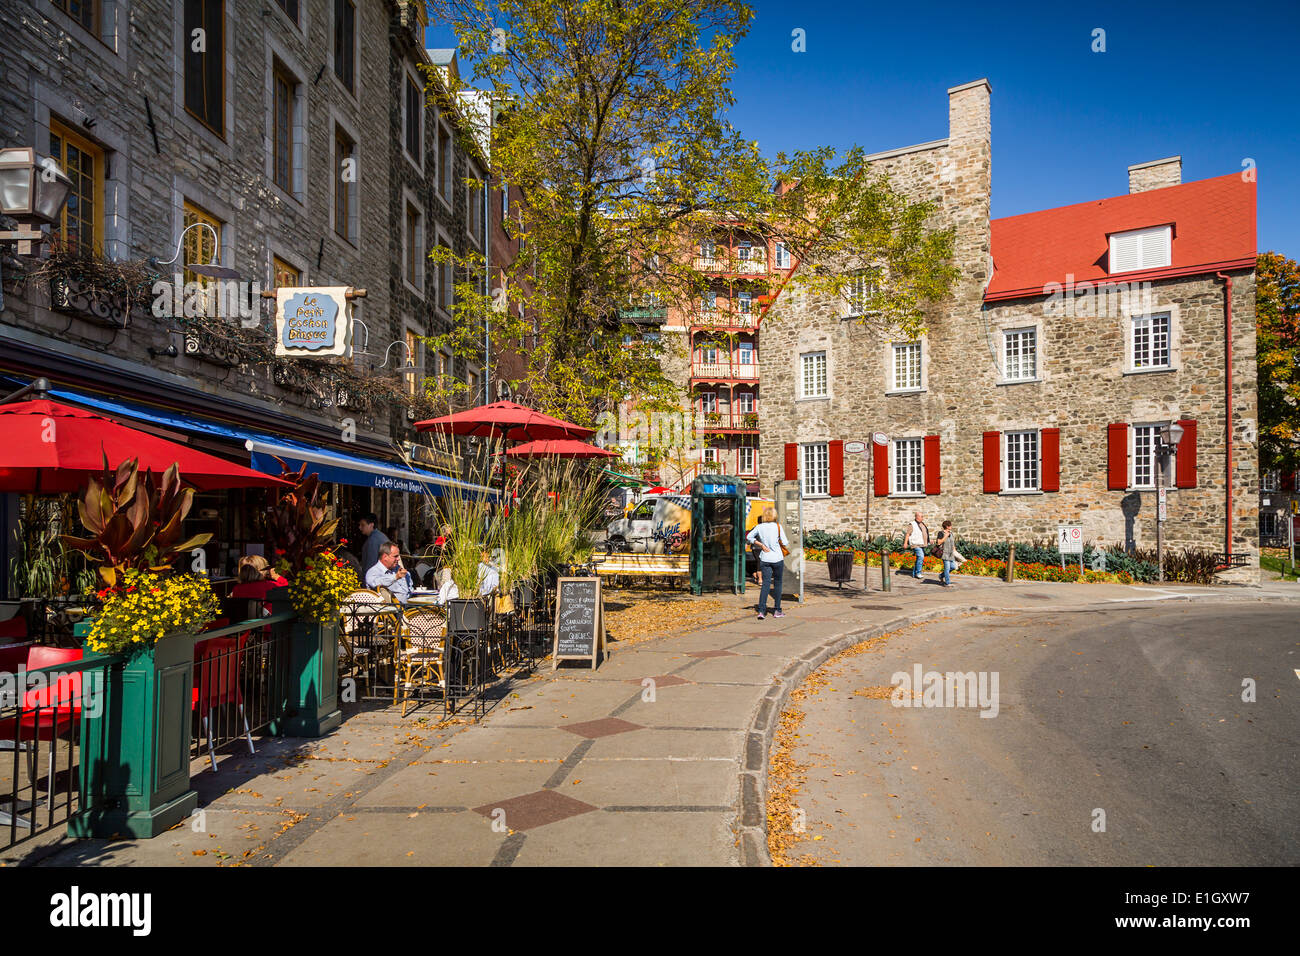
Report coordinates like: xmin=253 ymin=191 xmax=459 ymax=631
xmin=785 ymin=602 xmax=1300 ymax=865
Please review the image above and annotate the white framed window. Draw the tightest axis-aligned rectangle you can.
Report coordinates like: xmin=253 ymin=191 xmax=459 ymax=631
xmin=774 ymin=242 xmax=790 ymax=269
xmin=701 ymin=289 xmax=717 ymax=311
xmin=699 ymin=391 xmax=717 ymax=413
xmin=846 ymin=270 xmax=875 ymax=316
xmin=1003 ymin=328 xmax=1037 ymax=381
xmin=739 ymin=446 xmax=756 ymax=475
xmin=1005 ymin=430 xmax=1039 ymax=491
xmin=1260 ymin=512 xmax=1278 ymax=537
xmin=702 ymin=447 xmax=718 ymax=466
xmin=1109 ymin=225 xmax=1171 ymax=274
xmin=1131 ymin=312 xmax=1171 ymax=369
xmin=891 ymin=342 xmax=922 ymax=391
xmin=800 ymin=351 xmax=827 ymax=398
xmin=737 ymin=341 xmax=754 ymax=365
xmin=735 ymin=392 xmax=755 ymax=414
xmin=700 ymin=344 xmax=719 ymax=365
xmin=801 ymin=443 xmax=829 ymax=497
xmin=1263 ymin=469 xmax=1279 ymax=492
xmin=737 ymin=291 xmax=752 ymax=313
xmin=1131 ymin=423 xmax=1175 ymax=490
xmin=892 ymin=438 xmax=923 ymax=494
xmin=737 ymin=240 xmax=751 ymax=261
xmin=699 ymin=238 xmax=716 ymax=260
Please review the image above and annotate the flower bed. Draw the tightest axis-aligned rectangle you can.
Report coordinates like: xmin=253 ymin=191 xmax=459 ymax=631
xmin=805 ymin=548 xmax=1133 ymax=584
xmin=87 ymin=569 xmax=219 ymax=655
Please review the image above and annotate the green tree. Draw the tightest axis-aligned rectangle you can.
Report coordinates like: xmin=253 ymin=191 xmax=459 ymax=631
xmin=424 ymin=0 xmax=957 ymax=427
xmin=1257 ymin=251 xmax=1300 ymax=475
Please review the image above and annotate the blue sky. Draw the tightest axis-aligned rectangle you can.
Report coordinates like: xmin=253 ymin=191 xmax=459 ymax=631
xmin=429 ymin=0 xmax=1299 ymax=254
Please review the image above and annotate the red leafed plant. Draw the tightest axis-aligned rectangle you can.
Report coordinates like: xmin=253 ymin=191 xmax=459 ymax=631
xmin=264 ymin=459 xmax=341 ymax=577
xmin=59 ymin=455 xmax=212 ymax=588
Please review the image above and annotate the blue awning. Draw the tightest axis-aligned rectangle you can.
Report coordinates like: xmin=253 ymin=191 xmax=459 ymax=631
xmin=46 ymin=386 xmax=492 ymax=498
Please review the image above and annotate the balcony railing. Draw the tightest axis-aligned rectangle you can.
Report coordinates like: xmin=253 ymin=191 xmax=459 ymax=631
xmin=692 ymin=311 xmax=758 ymax=330
xmin=692 ymin=362 xmax=759 ymax=380
xmin=693 ymin=256 xmax=768 ymax=275
xmin=697 ymin=410 xmax=760 ymax=431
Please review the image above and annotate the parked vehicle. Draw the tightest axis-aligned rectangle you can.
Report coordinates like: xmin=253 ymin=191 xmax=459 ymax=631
xmin=606 ymin=493 xmax=774 ymax=555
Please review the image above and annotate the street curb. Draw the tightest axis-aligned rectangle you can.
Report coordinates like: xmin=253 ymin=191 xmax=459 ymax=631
xmin=734 ymin=591 xmax=1298 ymax=867
xmin=736 ymin=603 xmax=994 ymax=867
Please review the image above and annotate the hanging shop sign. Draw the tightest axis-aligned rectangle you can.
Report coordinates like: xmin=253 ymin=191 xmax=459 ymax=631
xmin=274 ymin=286 xmax=354 ymax=358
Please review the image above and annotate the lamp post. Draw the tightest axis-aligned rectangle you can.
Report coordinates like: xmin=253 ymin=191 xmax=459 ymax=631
xmin=1154 ymin=421 xmax=1185 ymax=583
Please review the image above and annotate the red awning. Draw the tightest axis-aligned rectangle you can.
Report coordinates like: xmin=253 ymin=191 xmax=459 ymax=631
xmin=0 ymin=399 xmax=293 ymax=493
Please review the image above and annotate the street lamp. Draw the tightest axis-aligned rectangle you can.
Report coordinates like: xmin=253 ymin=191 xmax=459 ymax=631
xmin=0 ymin=147 xmax=74 ymax=253
xmin=1154 ymin=421 xmax=1185 ymax=583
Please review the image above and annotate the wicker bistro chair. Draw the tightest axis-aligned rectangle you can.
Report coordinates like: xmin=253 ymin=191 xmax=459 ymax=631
xmin=339 ymin=588 xmax=398 ymax=697
xmin=396 ymin=607 xmax=447 ymax=717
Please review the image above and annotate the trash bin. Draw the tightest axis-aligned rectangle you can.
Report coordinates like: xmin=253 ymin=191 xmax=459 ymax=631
xmin=827 ymin=549 xmax=855 ymax=587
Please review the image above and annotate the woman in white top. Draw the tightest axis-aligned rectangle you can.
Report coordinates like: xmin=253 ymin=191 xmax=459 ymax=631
xmin=746 ymin=508 xmax=790 ymax=620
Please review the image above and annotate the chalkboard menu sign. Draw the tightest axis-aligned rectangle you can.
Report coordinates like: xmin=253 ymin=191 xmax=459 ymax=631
xmin=552 ymin=577 xmax=606 ymax=670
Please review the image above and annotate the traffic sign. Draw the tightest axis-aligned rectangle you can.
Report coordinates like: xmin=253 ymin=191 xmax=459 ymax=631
xmin=1058 ymin=526 xmax=1083 ymax=554
xmin=1157 ymin=487 xmax=1167 ymax=522
xmin=844 ymin=440 xmax=867 ymax=454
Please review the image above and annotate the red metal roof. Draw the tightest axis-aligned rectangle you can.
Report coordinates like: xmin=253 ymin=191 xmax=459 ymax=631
xmin=985 ymin=172 xmax=1256 ymax=302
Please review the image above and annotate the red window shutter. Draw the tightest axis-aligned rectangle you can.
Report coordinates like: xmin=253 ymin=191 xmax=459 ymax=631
xmin=1107 ymin=423 xmax=1128 ymax=490
xmin=982 ymin=431 xmax=1001 ymax=493
xmin=872 ymin=441 xmax=889 ymax=497
xmin=1041 ymin=428 xmax=1060 ymax=492
xmin=923 ymin=435 xmax=941 ymax=495
xmin=1175 ymin=419 xmax=1197 ymax=488
xmin=829 ymin=440 xmax=845 ymax=496
xmin=784 ymin=443 xmax=798 ymax=482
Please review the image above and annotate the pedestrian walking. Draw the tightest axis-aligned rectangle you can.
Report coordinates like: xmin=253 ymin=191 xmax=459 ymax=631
xmin=906 ymin=511 xmax=930 ymax=579
xmin=936 ymin=519 xmax=957 ymax=586
xmin=746 ymin=507 xmax=789 ymax=620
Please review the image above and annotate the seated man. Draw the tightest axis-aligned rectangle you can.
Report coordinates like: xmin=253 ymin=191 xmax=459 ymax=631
xmin=365 ymin=541 xmax=412 ymax=604
xmin=477 ymin=549 xmax=500 ymax=596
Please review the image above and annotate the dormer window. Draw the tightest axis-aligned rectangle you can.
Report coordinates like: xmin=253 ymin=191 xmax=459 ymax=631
xmin=1109 ymin=225 xmax=1171 ymax=274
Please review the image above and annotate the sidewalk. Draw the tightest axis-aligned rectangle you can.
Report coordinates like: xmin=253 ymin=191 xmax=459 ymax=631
xmin=21 ymin=565 xmax=1297 ymax=867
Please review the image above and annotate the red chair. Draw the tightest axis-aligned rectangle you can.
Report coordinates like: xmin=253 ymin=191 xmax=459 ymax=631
xmin=0 ymin=646 xmax=83 ymax=829
xmin=192 ymin=636 xmax=254 ymax=773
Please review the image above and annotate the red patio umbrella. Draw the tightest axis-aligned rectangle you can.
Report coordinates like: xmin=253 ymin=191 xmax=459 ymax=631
xmin=414 ymin=400 xmax=595 ymax=442
xmin=503 ymin=439 xmax=618 ymax=459
xmin=0 ymin=399 xmax=292 ymax=493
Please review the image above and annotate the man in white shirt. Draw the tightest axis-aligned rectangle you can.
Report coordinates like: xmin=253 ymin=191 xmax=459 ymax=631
xmin=365 ymin=542 xmax=411 ymax=604
xmin=906 ymin=511 xmax=930 ymax=580
xmin=746 ymin=509 xmax=790 ymax=620
xmin=477 ymin=550 xmax=500 ymax=596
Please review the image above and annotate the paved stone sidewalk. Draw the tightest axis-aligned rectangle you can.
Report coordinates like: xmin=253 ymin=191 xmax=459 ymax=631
xmin=17 ymin=566 xmax=1296 ymax=867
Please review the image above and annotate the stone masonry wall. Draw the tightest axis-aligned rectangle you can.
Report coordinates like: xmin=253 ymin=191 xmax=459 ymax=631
xmin=758 ymin=79 xmax=1257 ymax=557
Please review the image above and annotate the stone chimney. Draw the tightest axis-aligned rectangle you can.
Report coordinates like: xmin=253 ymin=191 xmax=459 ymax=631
xmin=1128 ymin=156 xmax=1182 ymax=193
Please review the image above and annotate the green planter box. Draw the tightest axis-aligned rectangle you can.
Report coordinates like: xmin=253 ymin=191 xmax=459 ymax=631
xmin=70 ymin=634 xmax=200 ymax=839
xmin=281 ymin=616 xmax=342 ymax=737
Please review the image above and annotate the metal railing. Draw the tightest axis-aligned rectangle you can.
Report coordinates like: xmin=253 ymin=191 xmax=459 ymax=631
xmin=190 ymin=614 xmax=293 ymax=771
xmin=2 ymin=654 xmax=116 ymax=851
xmin=697 ymin=410 xmax=760 ymax=431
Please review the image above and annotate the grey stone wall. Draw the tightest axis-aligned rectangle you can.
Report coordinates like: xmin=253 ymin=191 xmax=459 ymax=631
xmin=0 ymin=0 xmax=414 ymax=443
xmin=757 ymin=79 xmax=1257 ymax=557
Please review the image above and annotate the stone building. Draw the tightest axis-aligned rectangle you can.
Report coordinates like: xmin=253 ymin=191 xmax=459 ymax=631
xmin=759 ymin=80 xmax=1259 ymax=561
xmin=0 ymin=0 xmax=490 ymax=584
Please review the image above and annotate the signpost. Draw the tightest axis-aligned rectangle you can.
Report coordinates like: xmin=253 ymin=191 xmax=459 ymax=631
xmin=1058 ymin=525 xmax=1084 ymax=574
xmin=552 ymin=577 xmax=605 ymax=670
xmin=1157 ymin=487 xmax=1168 ymax=522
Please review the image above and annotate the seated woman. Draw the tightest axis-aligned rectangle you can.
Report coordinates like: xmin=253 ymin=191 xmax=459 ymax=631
xmin=230 ymin=555 xmax=289 ymax=612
